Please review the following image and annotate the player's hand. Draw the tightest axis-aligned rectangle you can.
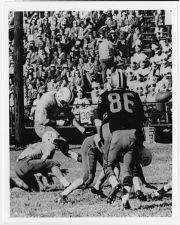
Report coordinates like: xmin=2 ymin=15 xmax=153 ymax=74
xmin=56 ymin=120 xmax=65 ymax=126
xmin=61 ymin=169 xmax=69 ymax=176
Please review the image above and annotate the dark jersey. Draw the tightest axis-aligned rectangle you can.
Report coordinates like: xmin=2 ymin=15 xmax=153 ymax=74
xmin=96 ymin=89 xmax=146 ymax=132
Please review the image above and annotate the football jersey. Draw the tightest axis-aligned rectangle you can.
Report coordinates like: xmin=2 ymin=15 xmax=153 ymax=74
xmin=17 ymin=142 xmax=55 ymax=161
xmin=35 ymin=91 xmax=74 ymax=126
xmin=96 ymin=88 xmax=146 ymax=132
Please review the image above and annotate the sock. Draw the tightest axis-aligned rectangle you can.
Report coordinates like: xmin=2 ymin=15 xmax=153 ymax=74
xmin=60 ymin=177 xmax=70 ymax=187
xmin=133 ymin=177 xmax=141 ymax=192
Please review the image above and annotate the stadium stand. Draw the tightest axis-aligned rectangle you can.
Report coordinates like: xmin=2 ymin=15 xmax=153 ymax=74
xmin=9 ymin=10 xmax=172 ymax=144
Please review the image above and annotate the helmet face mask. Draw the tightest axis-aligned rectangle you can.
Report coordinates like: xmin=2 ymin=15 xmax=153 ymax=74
xmin=59 ymin=100 xmax=68 ymax=107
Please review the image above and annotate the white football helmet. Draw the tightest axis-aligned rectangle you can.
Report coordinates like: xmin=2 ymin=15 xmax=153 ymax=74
xmin=42 ymin=131 xmax=59 ymax=146
xmin=56 ymin=87 xmax=73 ymax=107
xmin=110 ymin=69 xmax=127 ymax=89
xmin=139 ymin=146 xmax=152 ymax=167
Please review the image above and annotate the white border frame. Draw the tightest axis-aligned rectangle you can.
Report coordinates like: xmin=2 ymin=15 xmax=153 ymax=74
xmin=1 ymin=1 xmax=179 ymax=225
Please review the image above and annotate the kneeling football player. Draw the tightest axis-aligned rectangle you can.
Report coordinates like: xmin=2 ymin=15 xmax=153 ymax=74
xmin=10 ymin=131 xmax=80 ymax=192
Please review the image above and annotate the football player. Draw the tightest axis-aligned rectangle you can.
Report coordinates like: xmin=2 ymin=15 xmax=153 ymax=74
xmin=95 ymin=65 xmax=147 ymax=209
xmin=34 ymin=87 xmax=85 ymax=161
xmin=57 ymin=133 xmax=120 ymax=203
xmin=10 ymin=131 xmax=71 ymax=192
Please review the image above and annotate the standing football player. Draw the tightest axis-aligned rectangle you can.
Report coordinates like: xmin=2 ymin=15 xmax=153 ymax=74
xmin=34 ymin=87 xmax=85 ymax=161
xmin=95 ymin=65 xmax=147 ymax=209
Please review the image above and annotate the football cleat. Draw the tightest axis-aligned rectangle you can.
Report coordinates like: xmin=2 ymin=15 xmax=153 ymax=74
xmin=57 ymin=194 xmax=69 ymax=204
xmin=135 ymin=190 xmax=147 ymax=201
xmin=10 ymin=178 xmax=17 ymax=189
xmin=120 ymin=200 xmax=131 ymax=210
xmin=91 ymin=187 xmax=107 ymax=198
xmin=107 ymin=184 xmax=122 ymax=204
xmin=149 ymin=188 xmax=166 ymax=200
xmin=120 ymin=192 xmax=131 ymax=210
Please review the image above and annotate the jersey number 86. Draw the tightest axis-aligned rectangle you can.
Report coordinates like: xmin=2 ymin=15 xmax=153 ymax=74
xmin=108 ymin=93 xmax=134 ymax=113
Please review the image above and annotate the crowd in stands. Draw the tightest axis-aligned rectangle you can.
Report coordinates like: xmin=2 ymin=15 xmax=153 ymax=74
xmin=9 ymin=10 xmax=172 ymax=126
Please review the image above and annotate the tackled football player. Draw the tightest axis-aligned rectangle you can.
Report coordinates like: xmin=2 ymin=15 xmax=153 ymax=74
xmin=95 ymin=66 xmax=147 ymax=209
xmin=57 ymin=133 xmax=120 ymax=203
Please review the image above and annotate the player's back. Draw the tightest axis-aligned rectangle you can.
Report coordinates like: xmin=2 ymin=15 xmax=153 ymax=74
xmin=97 ymin=88 xmax=145 ymax=132
xmin=35 ymin=91 xmax=59 ymax=123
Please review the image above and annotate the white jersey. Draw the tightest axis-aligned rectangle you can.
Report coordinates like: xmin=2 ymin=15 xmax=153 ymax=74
xmin=17 ymin=142 xmax=55 ymax=161
xmin=35 ymin=91 xmax=74 ymax=126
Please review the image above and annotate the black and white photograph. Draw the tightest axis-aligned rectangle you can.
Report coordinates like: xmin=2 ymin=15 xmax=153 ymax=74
xmin=1 ymin=1 xmax=179 ymax=222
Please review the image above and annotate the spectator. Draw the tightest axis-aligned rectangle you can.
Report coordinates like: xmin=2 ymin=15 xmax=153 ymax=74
xmin=132 ymin=45 xmax=147 ymax=66
xmin=98 ymin=26 xmax=114 ymax=83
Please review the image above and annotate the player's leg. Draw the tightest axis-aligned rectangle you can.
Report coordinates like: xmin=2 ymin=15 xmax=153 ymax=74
xmin=14 ymin=159 xmax=40 ymax=191
xmin=105 ymin=131 xmax=125 ymax=204
xmin=58 ymin=178 xmax=84 ymax=203
xmin=91 ymin=168 xmax=107 ymax=198
xmin=29 ymin=158 xmax=70 ymax=188
xmin=10 ymin=177 xmax=31 ymax=191
xmin=58 ymin=136 xmax=97 ymax=202
xmin=131 ymin=160 xmax=147 ymax=201
xmin=121 ymin=150 xmax=133 ymax=209
xmin=91 ymin=148 xmax=106 ymax=191
xmin=92 ymin=154 xmax=120 ymax=198
xmin=51 ymin=166 xmax=70 ymax=188
xmin=120 ymin=129 xmax=138 ymax=209
xmin=101 ymin=124 xmax=120 ymax=190
xmin=21 ymin=174 xmax=40 ymax=192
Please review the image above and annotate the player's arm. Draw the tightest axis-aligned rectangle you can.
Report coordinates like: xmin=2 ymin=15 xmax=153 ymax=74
xmin=41 ymin=146 xmax=55 ymax=162
xmin=94 ymin=94 xmax=105 ymax=140
xmin=41 ymin=149 xmax=51 ymax=162
xmin=65 ymin=107 xmax=85 ymax=134
xmin=66 ymin=150 xmax=82 ymax=162
xmin=72 ymin=118 xmax=85 ymax=134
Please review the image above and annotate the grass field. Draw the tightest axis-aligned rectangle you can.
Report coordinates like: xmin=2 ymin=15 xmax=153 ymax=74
xmin=10 ymin=142 xmax=172 ymax=217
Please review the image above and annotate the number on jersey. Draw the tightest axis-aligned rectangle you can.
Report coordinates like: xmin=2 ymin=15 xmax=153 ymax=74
xmin=108 ymin=93 xmax=134 ymax=113
xmin=80 ymin=107 xmax=92 ymax=124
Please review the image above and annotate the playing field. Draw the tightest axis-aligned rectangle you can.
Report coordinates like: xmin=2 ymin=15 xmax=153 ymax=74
xmin=10 ymin=142 xmax=172 ymax=217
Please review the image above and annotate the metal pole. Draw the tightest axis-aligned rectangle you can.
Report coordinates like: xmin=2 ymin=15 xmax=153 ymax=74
xmin=14 ymin=12 xmax=24 ymax=147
